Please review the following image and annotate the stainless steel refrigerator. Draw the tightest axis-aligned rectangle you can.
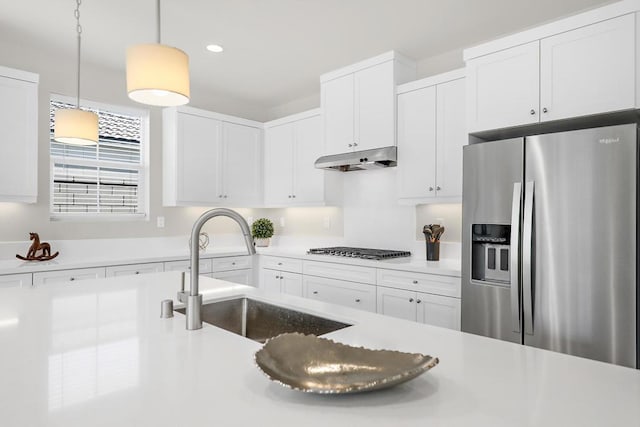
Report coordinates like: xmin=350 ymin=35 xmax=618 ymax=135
xmin=462 ymin=124 xmax=638 ymax=368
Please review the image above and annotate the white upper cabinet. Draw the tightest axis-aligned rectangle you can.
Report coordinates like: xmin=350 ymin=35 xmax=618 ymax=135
xmin=539 ymin=14 xmax=635 ymax=122
xmin=466 ymin=41 xmax=540 ymax=133
xmin=163 ymin=107 xmax=262 ymax=207
xmin=321 ymin=51 xmax=416 ymax=156
xmin=465 ymin=6 xmax=639 ymax=133
xmin=221 ymin=122 xmax=262 ymax=205
xmin=0 ymin=66 xmax=38 ymax=203
xmin=264 ymin=111 xmax=336 ymax=207
xmin=397 ymin=70 xmax=466 ymax=203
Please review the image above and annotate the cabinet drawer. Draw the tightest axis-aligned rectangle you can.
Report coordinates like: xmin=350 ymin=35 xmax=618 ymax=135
xmin=105 ymin=262 xmax=164 ymax=277
xmin=303 ymin=260 xmax=376 ymax=285
xmin=261 ymin=256 xmax=302 ymax=273
xmin=377 ymin=269 xmax=461 ymax=298
xmin=33 ymin=267 xmax=106 ymax=286
xmin=164 ymin=259 xmax=212 ymax=274
xmin=208 ymin=269 xmax=252 ymax=286
xmin=212 ymin=255 xmax=252 ymax=272
xmin=303 ymin=275 xmax=376 ymax=312
xmin=0 ymin=273 xmax=32 ymax=288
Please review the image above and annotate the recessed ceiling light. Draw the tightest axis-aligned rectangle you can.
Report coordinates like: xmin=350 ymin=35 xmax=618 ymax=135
xmin=206 ymin=44 xmax=224 ymax=53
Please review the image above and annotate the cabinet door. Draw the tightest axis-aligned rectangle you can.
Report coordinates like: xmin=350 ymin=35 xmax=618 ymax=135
xmin=376 ymin=286 xmax=417 ymax=322
xmin=322 ymin=74 xmax=354 ymax=155
xmin=105 ymin=263 xmax=164 ymax=277
xmin=466 ymin=41 xmax=540 ymax=132
xmin=354 ymin=60 xmax=395 ymax=151
xmin=261 ymin=269 xmax=282 ymax=293
xmin=417 ymin=293 xmax=461 ymax=331
xmin=540 ymin=14 xmax=635 ymax=122
xmin=0 ymin=273 xmax=32 ymax=288
xmin=33 ymin=267 xmax=106 ymax=286
xmin=221 ymin=122 xmax=262 ymax=204
xmin=264 ymin=123 xmax=294 ymax=205
xmin=176 ymin=113 xmax=221 ymax=204
xmin=210 ymin=269 xmax=252 ymax=286
xmin=0 ymin=75 xmax=37 ymax=202
xmin=280 ymin=271 xmax=303 ymax=297
xmin=293 ymin=115 xmax=325 ymax=203
xmin=397 ymin=86 xmax=437 ymax=200
xmin=303 ymin=275 xmax=376 ymax=312
xmin=436 ymin=78 xmax=466 ymax=198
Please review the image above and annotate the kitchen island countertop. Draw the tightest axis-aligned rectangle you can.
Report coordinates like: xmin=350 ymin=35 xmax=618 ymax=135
xmin=0 ymin=272 xmax=637 ymax=426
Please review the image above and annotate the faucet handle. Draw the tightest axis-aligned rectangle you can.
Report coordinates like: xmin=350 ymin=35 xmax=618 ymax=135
xmin=177 ymin=271 xmax=187 ymax=303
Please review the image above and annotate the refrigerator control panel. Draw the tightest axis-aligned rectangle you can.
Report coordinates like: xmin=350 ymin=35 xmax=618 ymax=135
xmin=471 ymin=224 xmax=510 ymax=286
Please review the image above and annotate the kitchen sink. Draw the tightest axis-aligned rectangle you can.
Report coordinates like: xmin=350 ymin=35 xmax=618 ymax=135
xmin=175 ymin=297 xmax=352 ymax=343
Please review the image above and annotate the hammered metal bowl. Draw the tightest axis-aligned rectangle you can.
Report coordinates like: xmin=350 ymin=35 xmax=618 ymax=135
xmin=254 ymin=333 xmax=439 ymax=394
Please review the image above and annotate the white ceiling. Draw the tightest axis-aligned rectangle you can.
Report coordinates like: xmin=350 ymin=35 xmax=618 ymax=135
xmin=0 ymin=0 xmax=615 ymax=112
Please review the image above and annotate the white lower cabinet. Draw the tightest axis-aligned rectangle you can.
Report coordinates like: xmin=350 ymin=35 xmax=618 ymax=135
xmin=0 ymin=273 xmax=32 ymax=288
xmin=303 ymin=275 xmax=376 ymax=313
xmin=261 ymin=269 xmax=303 ymax=296
xmin=417 ymin=292 xmax=461 ymax=331
xmin=105 ymin=262 xmax=164 ymax=277
xmin=33 ymin=267 xmax=106 ymax=286
xmin=377 ymin=286 xmax=461 ymax=331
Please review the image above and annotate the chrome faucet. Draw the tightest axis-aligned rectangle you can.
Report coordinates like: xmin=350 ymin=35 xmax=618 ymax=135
xmin=183 ymin=208 xmax=256 ymax=330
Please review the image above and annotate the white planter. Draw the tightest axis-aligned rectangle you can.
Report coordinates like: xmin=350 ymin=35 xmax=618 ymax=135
xmin=255 ymin=238 xmax=271 ymax=247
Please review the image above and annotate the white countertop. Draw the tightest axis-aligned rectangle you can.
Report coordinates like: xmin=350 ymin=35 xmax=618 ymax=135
xmin=0 ymin=272 xmax=637 ymax=426
xmin=258 ymin=246 xmax=462 ymax=277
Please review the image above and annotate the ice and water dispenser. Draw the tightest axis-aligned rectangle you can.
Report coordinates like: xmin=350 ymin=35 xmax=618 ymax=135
xmin=471 ymin=224 xmax=511 ymax=285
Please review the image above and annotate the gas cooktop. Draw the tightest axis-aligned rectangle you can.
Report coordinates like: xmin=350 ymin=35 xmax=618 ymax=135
xmin=307 ymin=247 xmax=412 ymax=260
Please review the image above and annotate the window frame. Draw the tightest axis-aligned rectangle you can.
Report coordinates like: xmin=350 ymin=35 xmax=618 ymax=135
xmin=49 ymin=94 xmax=150 ymax=222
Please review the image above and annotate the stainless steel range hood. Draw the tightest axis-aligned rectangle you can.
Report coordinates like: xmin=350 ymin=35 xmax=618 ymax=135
xmin=314 ymin=146 xmax=397 ymax=172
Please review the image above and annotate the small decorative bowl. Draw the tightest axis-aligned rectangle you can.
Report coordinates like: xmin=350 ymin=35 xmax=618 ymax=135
xmin=254 ymin=333 xmax=439 ymax=394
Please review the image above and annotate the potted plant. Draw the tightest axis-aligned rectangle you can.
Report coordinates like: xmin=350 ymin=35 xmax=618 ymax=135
xmin=251 ymin=218 xmax=274 ymax=247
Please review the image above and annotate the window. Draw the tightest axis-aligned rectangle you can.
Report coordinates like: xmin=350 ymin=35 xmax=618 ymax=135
xmin=49 ymin=96 xmax=149 ymax=219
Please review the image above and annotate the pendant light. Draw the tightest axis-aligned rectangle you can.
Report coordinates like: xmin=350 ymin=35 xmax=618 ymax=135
xmin=126 ymin=0 xmax=190 ymax=106
xmin=54 ymin=0 xmax=99 ymax=146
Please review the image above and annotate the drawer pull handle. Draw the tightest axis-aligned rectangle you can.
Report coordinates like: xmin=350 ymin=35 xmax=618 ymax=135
xmin=313 ymin=291 xmax=318 ymax=295
xmin=409 ymin=298 xmax=414 ymax=303
xmin=355 ymin=298 xmax=361 ymax=303
xmin=412 ymin=280 xmax=418 ymax=284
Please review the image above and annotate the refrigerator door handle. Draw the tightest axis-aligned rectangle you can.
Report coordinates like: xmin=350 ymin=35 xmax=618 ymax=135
xmin=510 ymin=182 xmax=522 ymax=333
xmin=523 ymin=181 xmax=535 ymax=335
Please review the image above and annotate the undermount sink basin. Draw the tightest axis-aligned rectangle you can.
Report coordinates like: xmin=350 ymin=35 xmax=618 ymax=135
xmin=175 ymin=297 xmax=352 ymax=343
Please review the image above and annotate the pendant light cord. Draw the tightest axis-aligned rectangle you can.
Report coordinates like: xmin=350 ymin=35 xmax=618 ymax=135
xmin=75 ymin=0 xmax=82 ymax=109
xmin=156 ymin=0 xmax=161 ymax=44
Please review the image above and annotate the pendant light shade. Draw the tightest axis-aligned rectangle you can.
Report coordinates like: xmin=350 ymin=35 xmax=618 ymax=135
xmin=54 ymin=109 xmax=99 ymax=145
xmin=53 ymin=0 xmax=99 ymax=146
xmin=126 ymin=43 xmax=190 ymax=106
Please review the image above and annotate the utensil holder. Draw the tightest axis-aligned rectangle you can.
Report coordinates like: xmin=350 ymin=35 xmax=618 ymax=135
xmin=426 ymin=241 xmax=440 ymax=261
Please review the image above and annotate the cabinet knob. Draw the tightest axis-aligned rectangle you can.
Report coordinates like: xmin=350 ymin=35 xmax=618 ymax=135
xmin=276 ymin=275 xmax=280 ymax=279
xmin=412 ymin=280 xmax=418 ymax=284
xmin=292 ymin=195 xmax=296 ymax=198
xmin=353 ymin=142 xmax=358 ymax=147
xmin=436 ymin=186 xmax=441 ymax=191
xmin=218 ymin=195 xmax=222 ymax=198
xmin=409 ymin=298 xmax=414 ymax=303
xmin=224 ymin=195 xmax=228 ymax=198
xmin=69 ymin=277 xmax=75 ymax=281
xmin=135 ymin=271 xmax=140 ymax=275
xmin=277 ymin=262 xmax=282 ymax=266
xmin=231 ymin=262 xmax=236 ymax=265
xmin=313 ymin=291 xmax=318 ymax=295
xmin=288 ymin=195 xmax=292 ymax=198
xmin=530 ymin=109 xmax=536 ymax=115
xmin=417 ymin=299 xmax=422 ymax=304
xmin=355 ymin=298 xmax=361 ymax=303
xmin=348 ymin=143 xmax=353 ymax=148
xmin=542 ymin=107 xmax=548 ymax=113
xmin=428 ymin=187 xmax=434 ymax=192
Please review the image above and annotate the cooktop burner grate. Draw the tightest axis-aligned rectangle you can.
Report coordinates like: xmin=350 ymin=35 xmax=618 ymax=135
xmin=307 ymin=247 xmax=412 ymax=260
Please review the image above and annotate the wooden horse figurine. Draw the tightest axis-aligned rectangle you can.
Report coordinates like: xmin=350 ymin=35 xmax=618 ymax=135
xmin=16 ymin=233 xmax=59 ymax=261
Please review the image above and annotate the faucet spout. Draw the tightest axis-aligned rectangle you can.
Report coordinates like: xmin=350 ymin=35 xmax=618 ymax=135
xmin=185 ymin=208 xmax=256 ymax=330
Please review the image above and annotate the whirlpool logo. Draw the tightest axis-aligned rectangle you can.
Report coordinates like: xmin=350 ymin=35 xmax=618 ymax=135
xmin=598 ymin=137 xmax=620 ymax=144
